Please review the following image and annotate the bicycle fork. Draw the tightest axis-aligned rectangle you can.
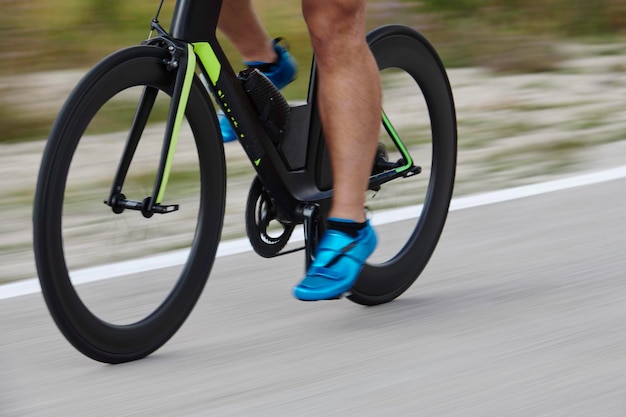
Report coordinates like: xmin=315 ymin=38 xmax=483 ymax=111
xmin=105 ymin=39 xmax=195 ymax=218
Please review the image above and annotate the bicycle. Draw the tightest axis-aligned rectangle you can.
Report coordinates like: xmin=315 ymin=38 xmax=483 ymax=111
xmin=33 ymin=0 xmax=457 ymax=363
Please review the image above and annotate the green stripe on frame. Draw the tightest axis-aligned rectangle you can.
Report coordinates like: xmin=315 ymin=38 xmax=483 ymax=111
xmin=193 ymin=42 xmax=221 ymax=85
xmin=382 ymin=110 xmax=413 ymax=172
xmin=156 ymin=43 xmax=197 ymax=204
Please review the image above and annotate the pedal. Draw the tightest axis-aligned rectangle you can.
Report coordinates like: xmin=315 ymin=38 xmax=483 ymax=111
xmin=150 ymin=204 xmax=180 ymax=214
xmin=104 ymin=194 xmax=179 ymax=217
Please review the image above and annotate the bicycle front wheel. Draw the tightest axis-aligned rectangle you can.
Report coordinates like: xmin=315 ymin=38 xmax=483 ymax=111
xmin=33 ymin=45 xmax=226 ymax=363
xmin=348 ymin=25 xmax=457 ymax=306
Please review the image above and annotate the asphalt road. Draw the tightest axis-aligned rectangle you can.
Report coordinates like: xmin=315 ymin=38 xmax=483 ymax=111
xmin=1 ymin=176 xmax=625 ymax=417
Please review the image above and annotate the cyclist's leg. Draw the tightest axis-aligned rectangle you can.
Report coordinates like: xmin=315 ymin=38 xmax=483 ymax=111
xmin=303 ymin=0 xmax=381 ymax=223
xmin=218 ymin=0 xmax=277 ymax=63
xmin=294 ymin=0 xmax=382 ymax=301
xmin=217 ymin=0 xmax=297 ymax=142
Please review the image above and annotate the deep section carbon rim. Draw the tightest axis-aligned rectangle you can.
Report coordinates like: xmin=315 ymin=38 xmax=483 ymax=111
xmin=33 ymin=46 xmax=226 ymax=362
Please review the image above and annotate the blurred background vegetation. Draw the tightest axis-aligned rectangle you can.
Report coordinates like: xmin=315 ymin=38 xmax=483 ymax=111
xmin=0 ymin=0 xmax=625 ymax=142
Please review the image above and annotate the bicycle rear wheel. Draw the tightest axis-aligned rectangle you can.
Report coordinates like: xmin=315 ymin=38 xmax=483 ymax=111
xmin=348 ymin=25 xmax=457 ymax=306
xmin=33 ymin=45 xmax=226 ymax=363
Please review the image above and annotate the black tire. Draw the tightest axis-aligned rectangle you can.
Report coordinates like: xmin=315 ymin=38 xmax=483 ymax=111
xmin=348 ymin=26 xmax=457 ymax=306
xmin=33 ymin=45 xmax=226 ymax=363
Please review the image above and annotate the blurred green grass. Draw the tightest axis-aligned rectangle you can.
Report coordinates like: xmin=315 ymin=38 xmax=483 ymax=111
xmin=0 ymin=0 xmax=624 ymax=143
xmin=2 ymin=0 xmax=624 ymax=74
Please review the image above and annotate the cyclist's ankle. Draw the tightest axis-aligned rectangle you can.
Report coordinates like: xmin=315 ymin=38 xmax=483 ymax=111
xmin=327 ymin=217 xmax=368 ymax=237
xmin=243 ymin=38 xmax=297 ymax=90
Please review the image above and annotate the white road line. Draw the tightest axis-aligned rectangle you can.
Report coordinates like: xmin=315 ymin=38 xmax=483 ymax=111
xmin=2 ymin=165 xmax=625 ymax=301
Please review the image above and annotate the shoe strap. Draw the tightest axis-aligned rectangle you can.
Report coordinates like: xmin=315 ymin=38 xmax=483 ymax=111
xmin=314 ymin=231 xmax=364 ymax=268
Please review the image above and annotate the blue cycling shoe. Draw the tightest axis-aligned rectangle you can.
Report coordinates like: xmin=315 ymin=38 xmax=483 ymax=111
xmin=293 ymin=219 xmax=377 ymax=301
xmin=220 ymin=38 xmax=298 ymax=142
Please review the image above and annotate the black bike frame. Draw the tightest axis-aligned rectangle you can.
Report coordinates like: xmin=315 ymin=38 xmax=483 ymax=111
xmin=169 ymin=0 xmax=336 ymax=223
xmin=110 ymin=0 xmax=416 ymax=231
